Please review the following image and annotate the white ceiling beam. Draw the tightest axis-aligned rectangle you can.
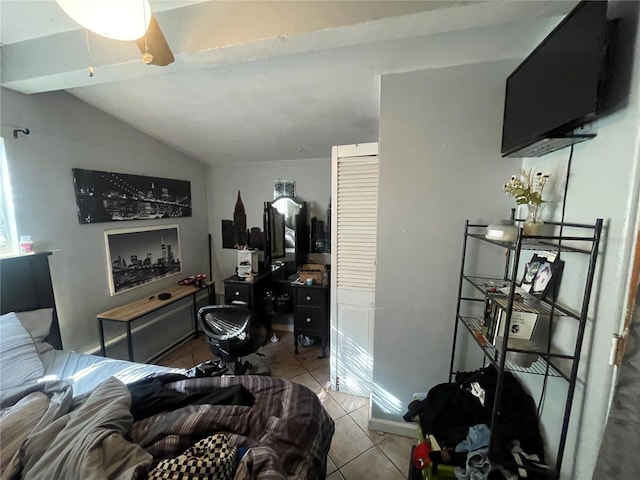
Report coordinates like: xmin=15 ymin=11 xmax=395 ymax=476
xmin=1 ymin=1 xmax=571 ymax=94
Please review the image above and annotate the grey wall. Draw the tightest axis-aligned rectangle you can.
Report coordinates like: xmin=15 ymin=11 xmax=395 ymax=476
xmin=207 ymin=158 xmax=331 ymax=290
xmin=373 ymin=2 xmax=640 ymax=478
xmin=517 ymin=0 xmax=640 ymax=472
xmin=1 ymin=88 xmax=210 ymax=358
xmin=374 ymin=59 xmax=518 ymax=417
xmin=1 ymin=2 xmax=637 ymax=476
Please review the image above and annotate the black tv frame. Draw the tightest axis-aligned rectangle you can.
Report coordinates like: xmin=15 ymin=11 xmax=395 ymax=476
xmin=501 ymin=0 xmax=611 ymax=158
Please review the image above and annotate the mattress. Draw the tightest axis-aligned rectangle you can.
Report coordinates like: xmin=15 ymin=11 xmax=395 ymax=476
xmin=39 ymin=349 xmax=184 ymax=397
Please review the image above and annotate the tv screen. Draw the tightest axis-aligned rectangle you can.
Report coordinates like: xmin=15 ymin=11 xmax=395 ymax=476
xmin=501 ymin=0 xmax=609 ymax=157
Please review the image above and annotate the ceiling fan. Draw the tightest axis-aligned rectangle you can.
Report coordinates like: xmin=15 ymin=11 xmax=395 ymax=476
xmin=56 ymin=0 xmax=175 ymax=67
xmin=135 ymin=14 xmax=175 ymax=66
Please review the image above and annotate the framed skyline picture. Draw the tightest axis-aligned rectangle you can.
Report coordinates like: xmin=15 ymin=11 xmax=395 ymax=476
xmin=104 ymin=225 xmax=182 ymax=295
xmin=72 ymin=168 xmax=192 ymax=224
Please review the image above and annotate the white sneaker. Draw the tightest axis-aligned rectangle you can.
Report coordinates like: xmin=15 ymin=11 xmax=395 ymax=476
xmin=270 ymin=333 xmax=280 ymax=343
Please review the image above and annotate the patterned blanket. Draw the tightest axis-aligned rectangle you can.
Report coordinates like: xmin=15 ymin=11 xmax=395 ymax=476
xmin=0 ymin=375 xmax=334 ymax=480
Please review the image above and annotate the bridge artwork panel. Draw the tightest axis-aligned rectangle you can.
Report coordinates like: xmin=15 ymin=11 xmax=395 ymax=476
xmin=72 ymin=168 xmax=192 ymax=224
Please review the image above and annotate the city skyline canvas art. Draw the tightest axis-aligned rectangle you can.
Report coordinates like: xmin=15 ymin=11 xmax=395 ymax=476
xmin=73 ymin=168 xmax=192 ymax=224
xmin=104 ymin=225 xmax=182 ymax=295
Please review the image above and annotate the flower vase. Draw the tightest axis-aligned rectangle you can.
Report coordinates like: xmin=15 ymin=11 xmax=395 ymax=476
xmin=523 ymin=204 xmax=543 ymax=236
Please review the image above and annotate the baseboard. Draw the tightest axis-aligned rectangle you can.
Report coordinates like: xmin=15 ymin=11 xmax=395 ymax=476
xmin=368 ymin=417 xmax=418 ymax=439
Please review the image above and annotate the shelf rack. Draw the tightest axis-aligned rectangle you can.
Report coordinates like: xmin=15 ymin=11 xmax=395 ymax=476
xmin=448 ymin=217 xmax=602 ymax=479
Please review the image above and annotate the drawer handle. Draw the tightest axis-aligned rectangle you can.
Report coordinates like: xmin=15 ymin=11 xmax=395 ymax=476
xmin=235 ymin=291 xmax=240 ymax=296
xmin=306 ymin=317 xmax=311 ymax=323
xmin=306 ymin=296 xmax=311 ymax=301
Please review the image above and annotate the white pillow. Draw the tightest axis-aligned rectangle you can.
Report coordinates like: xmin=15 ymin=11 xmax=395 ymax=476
xmin=0 ymin=312 xmax=45 ymax=390
xmin=15 ymin=308 xmax=54 ymax=342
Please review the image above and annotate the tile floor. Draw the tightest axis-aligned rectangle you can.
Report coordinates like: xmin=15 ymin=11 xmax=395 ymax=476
xmin=156 ymin=330 xmax=416 ymax=480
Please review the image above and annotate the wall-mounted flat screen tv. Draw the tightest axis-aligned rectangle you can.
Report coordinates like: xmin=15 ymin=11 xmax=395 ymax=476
xmin=501 ymin=0 xmax=610 ymax=158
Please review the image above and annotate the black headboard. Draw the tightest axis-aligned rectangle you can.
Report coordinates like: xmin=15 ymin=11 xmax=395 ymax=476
xmin=0 ymin=252 xmax=63 ymax=349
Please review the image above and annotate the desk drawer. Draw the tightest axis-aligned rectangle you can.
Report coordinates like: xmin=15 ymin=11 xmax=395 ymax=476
xmin=295 ymin=286 xmax=327 ymax=307
xmin=225 ymin=284 xmax=251 ymax=304
xmin=294 ymin=307 xmax=326 ymax=333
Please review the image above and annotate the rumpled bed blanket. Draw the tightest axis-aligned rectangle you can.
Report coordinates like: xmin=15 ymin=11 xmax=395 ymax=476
xmin=0 ymin=374 xmax=334 ymax=480
xmin=1 ymin=378 xmax=151 ymax=480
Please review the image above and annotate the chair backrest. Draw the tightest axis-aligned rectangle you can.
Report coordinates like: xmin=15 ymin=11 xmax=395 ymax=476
xmin=198 ymin=304 xmax=251 ymax=341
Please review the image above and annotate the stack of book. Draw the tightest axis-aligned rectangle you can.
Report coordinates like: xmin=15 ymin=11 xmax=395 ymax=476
xmin=482 ymin=299 xmax=541 ymax=367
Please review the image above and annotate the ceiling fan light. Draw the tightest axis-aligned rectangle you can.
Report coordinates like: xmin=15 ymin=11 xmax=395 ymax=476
xmin=56 ymin=0 xmax=152 ymax=41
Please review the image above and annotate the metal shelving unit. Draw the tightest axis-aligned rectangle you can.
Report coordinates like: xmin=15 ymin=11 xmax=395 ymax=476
xmin=448 ymin=217 xmax=602 ymax=479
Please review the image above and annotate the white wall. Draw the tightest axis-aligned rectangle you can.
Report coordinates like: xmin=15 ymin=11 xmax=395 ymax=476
xmin=373 ymin=2 xmax=640 ymax=479
xmin=1 ymin=88 xmax=210 ymax=358
xmin=206 ymin=158 xmax=331 ymax=290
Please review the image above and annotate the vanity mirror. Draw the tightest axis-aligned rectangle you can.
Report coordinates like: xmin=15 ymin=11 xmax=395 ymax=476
xmin=268 ymin=196 xmax=308 ymax=267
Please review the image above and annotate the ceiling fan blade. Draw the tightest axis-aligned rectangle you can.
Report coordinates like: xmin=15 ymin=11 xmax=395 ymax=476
xmin=135 ymin=14 xmax=174 ymax=66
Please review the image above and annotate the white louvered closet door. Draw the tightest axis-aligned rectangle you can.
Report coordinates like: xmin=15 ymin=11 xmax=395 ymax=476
xmin=330 ymin=142 xmax=379 ymax=397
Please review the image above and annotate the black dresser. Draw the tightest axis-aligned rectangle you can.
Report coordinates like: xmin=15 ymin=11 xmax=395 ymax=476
xmin=293 ymin=283 xmax=329 ymax=358
xmin=223 ymin=270 xmax=272 ymax=328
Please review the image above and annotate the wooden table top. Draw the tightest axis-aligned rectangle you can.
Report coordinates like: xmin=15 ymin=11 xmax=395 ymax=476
xmin=97 ymin=281 xmax=213 ymax=322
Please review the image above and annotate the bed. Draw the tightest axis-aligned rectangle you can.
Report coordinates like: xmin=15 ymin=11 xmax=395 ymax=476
xmin=0 ymin=252 xmax=334 ymax=480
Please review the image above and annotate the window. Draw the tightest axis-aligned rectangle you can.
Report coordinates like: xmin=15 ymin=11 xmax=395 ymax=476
xmin=0 ymin=138 xmax=18 ymax=257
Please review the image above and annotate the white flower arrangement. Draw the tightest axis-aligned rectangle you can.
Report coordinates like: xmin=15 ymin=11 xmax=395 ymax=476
xmin=503 ymin=168 xmax=550 ymax=207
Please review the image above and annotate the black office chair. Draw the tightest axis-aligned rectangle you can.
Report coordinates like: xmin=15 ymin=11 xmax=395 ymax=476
xmin=198 ymin=304 xmax=267 ymax=375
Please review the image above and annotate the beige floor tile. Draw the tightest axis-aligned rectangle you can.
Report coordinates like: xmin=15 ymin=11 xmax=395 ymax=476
xmin=156 ymin=348 xmax=198 ymax=368
xmin=296 ymin=353 xmax=329 ymax=372
xmin=339 ymin=446 xmax=405 ymax=480
xmin=317 ymin=390 xmax=348 ymax=420
xmin=326 ymin=456 xmax=337 ymax=476
xmin=378 ymin=434 xmax=417 ymax=477
xmin=328 ymin=389 xmax=369 ymax=413
xmin=309 ymin=365 xmax=331 ymax=390
xmin=289 ymin=372 xmax=324 ymax=395
xmin=267 ymin=354 xmax=307 ymax=379
xmin=159 ymin=358 xmax=192 ymax=369
xmin=193 ymin=348 xmax=214 ymax=365
xmin=190 ymin=334 xmax=210 ymax=347
xmin=329 ymin=415 xmax=375 ymax=468
xmin=261 ymin=344 xmax=296 ymax=363
xmin=326 ymin=471 xmax=345 ymax=480
xmin=294 ymin=345 xmax=329 ymax=370
xmin=156 ymin=336 xmax=208 ymax=366
xmin=349 ymin=404 xmax=387 ymax=445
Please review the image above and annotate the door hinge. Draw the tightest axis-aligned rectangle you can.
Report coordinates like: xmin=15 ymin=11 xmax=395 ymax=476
xmin=609 ymin=330 xmax=628 ymax=366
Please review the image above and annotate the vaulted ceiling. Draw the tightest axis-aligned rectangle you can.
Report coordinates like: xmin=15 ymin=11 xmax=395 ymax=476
xmin=0 ymin=1 xmax=576 ymax=165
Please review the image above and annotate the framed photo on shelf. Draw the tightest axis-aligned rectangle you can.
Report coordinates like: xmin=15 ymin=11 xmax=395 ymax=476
xmin=520 ymin=258 xmax=542 ymax=293
xmin=520 ymin=251 xmax=564 ymax=300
